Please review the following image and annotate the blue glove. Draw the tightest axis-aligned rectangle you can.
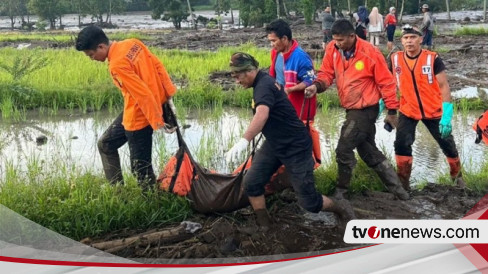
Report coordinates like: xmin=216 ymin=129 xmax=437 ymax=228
xmin=377 ymin=99 xmax=385 ymax=119
xmin=439 ymin=102 xmax=454 ymax=139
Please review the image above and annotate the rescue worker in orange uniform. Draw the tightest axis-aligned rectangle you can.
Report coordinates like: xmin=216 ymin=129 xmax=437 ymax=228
xmin=75 ymin=26 xmax=177 ymax=189
xmin=266 ymin=19 xmax=321 ymax=167
xmin=391 ymin=25 xmax=465 ymax=189
xmin=474 ymin=111 xmax=488 ymax=145
xmin=305 ymin=19 xmax=409 ymax=200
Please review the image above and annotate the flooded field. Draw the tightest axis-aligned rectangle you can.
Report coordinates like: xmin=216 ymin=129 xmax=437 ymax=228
xmin=1 ymin=107 xmax=485 ymax=185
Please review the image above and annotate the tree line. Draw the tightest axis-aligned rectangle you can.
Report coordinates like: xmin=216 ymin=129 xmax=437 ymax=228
xmin=0 ymin=0 xmax=485 ymax=30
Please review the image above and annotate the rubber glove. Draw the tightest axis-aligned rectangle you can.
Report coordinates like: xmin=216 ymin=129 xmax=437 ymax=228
xmin=377 ymin=99 xmax=385 ymax=119
xmin=162 ymin=97 xmax=177 ymax=134
xmin=439 ymin=102 xmax=454 ymax=139
xmin=384 ymin=113 xmax=398 ymax=130
xmin=225 ymin=138 xmax=249 ymax=164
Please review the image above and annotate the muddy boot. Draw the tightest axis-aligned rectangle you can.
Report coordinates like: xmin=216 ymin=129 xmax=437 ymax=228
xmin=333 ymin=169 xmax=353 ymax=200
xmin=373 ymin=160 xmax=410 ymax=200
xmin=395 ymin=155 xmax=413 ymax=191
xmin=254 ymin=208 xmax=272 ymax=232
xmin=455 ymin=175 xmax=467 ymax=188
xmin=447 ymin=157 xmax=466 ymax=189
xmin=99 ymin=152 xmax=124 ymax=185
xmin=327 ymin=197 xmax=356 ymax=221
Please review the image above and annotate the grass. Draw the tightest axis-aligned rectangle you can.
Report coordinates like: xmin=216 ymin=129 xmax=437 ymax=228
xmin=454 ymin=27 xmax=488 ymax=36
xmin=0 ymin=44 xmax=270 ymax=115
xmin=0 ymin=161 xmax=191 ymax=241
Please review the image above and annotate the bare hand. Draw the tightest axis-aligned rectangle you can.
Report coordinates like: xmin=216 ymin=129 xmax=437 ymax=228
xmin=304 ymin=85 xmax=317 ymax=99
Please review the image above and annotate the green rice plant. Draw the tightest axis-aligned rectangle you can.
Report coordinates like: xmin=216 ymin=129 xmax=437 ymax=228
xmin=0 ymin=162 xmax=192 ymax=240
xmin=224 ymin=87 xmax=253 ymax=107
xmin=177 ymin=82 xmax=225 ymax=109
xmin=50 ymin=99 xmax=58 ymax=116
xmin=0 ymin=97 xmax=14 ymax=119
xmin=0 ymin=53 xmax=50 ymax=82
xmin=454 ymin=27 xmax=488 ymax=36
xmin=316 ymin=90 xmax=341 ymax=112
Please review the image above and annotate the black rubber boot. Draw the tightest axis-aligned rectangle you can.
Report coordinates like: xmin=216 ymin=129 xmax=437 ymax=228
xmin=99 ymin=152 xmax=124 ymax=185
xmin=334 ymin=169 xmax=353 ymax=200
xmin=373 ymin=160 xmax=410 ymax=200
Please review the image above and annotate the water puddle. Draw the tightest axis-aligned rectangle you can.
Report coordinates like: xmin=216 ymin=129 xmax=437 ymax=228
xmin=0 ymin=107 xmax=486 ymax=183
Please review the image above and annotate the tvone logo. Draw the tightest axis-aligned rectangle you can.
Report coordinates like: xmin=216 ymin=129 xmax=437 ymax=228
xmin=368 ymin=226 xmax=380 ymax=239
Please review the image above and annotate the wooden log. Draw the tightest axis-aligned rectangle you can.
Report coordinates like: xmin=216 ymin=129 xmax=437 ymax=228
xmin=91 ymin=225 xmax=187 ymax=251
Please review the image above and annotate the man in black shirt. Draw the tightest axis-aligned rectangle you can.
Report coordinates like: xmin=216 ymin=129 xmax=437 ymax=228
xmin=226 ymin=52 xmax=355 ymax=230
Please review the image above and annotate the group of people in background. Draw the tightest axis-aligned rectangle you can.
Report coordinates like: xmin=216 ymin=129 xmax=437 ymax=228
xmin=321 ymin=4 xmax=434 ymax=51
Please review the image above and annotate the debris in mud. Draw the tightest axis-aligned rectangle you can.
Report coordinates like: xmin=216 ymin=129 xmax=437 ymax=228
xmin=36 ymin=135 xmax=47 ymax=145
xmin=87 ymin=183 xmax=485 ymax=260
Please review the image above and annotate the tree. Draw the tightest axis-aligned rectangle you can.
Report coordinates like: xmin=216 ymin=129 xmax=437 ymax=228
xmin=446 ymin=0 xmax=451 ymax=20
xmin=0 ymin=0 xmax=19 ymax=29
xmin=83 ymin=0 xmax=126 ymax=24
xmin=149 ymin=0 xmax=189 ymax=29
xmin=186 ymin=0 xmax=197 ymax=30
xmin=484 ymin=0 xmax=487 ymax=21
xmin=302 ymin=0 xmax=315 ymax=25
xmin=28 ymin=0 xmax=65 ymax=29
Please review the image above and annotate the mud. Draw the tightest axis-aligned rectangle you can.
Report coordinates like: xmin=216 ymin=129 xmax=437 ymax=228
xmin=88 ymin=184 xmax=485 ymax=261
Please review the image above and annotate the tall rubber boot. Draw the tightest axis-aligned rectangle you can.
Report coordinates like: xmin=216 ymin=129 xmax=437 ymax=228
xmin=333 ymin=168 xmax=353 ymax=200
xmin=395 ymin=155 xmax=413 ymax=191
xmin=373 ymin=160 xmax=410 ymax=200
xmin=447 ymin=157 xmax=466 ymax=188
xmin=100 ymin=152 xmax=124 ymax=185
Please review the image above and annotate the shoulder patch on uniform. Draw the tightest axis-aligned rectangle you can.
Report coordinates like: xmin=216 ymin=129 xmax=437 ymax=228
xmin=395 ymin=66 xmax=402 ymax=74
xmin=126 ymin=43 xmax=142 ymax=61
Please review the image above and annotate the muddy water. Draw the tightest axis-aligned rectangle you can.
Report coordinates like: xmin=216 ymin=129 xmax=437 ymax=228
xmin=0 ymin=107 xmax=486 ymax=183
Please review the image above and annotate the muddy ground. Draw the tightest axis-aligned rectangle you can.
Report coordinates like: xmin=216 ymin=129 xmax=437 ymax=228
xmin=85 ymin=184 xmax=486 ymax=261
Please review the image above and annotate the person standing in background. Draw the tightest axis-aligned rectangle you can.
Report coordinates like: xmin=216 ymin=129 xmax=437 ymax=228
xmin=384 ymin=7 xmax=397 ymax=52
xmin=368 ymin=7 xmax=383 ymax=47
xmin=322 ymin=6 xmax=335 ymax=50
xmin=353 ymin=6 xmax=369 ymax=40
xmin=420 ymin=4 xmax=435 ymax=50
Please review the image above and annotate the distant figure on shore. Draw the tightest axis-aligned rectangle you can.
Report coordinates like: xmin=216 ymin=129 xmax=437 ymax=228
xmin=321 ymin=6 xmax=335 ymax=50
xmin=353 ymin=6 xmax=369 ymax=40
xmin=384 ymin=7 xmax=397 ymax=51
xmin=368 ymin=7 xmax=383 ymax=47
xmin=420 ymin=3 xmax=435 ymax=50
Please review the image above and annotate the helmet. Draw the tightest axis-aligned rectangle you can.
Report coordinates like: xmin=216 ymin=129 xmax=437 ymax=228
xmin=421 ymin=4 xmax=429 ymax=9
